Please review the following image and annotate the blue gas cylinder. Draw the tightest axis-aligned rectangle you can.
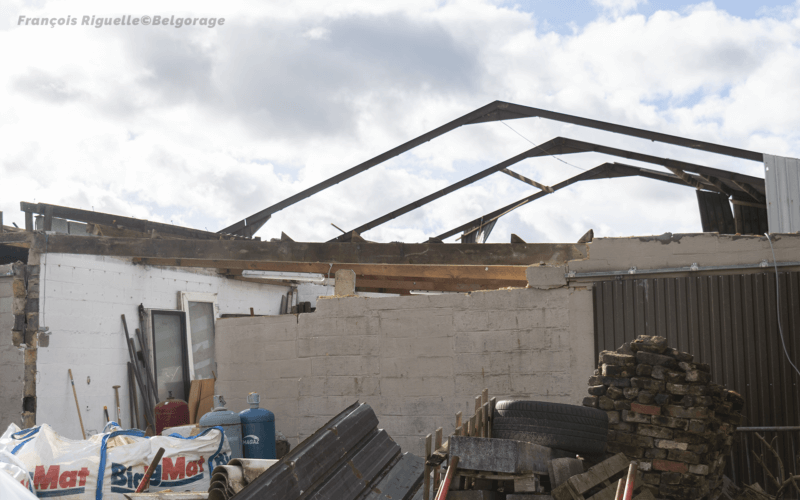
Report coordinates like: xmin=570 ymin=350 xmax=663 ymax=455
xmin=199 ymin=395 xmax=243 ymax=459
xmin=239 ymin=392 xmax=276 ymax=459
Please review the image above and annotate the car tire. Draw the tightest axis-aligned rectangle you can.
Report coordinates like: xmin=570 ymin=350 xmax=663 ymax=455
xmin=492 ymin=400 xmax=608 ymax=455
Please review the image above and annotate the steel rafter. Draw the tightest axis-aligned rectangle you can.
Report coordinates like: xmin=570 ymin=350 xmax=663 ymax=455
xmin=219 ymin=101 xmax=763 ymax=236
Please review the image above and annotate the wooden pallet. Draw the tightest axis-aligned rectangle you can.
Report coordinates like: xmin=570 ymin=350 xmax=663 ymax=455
xmin=552 ymin=453 xmax=654 ymax=500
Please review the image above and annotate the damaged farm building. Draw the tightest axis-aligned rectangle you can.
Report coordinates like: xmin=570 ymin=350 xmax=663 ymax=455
xmin=1 ymin=101 xmax=799 ymax=500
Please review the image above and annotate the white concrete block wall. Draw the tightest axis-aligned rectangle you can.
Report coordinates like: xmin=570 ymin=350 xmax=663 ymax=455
xmin=215 ymin=286 xmax=595 ymax=456
xmin=0 ymin=274 xmax=23 ymax=428
xmin=36 ymin=253 xmax=290 ymax=438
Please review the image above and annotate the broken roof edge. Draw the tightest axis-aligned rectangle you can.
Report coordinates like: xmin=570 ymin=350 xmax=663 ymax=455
xmin=565 ymin=231 xmax=800 ymax=277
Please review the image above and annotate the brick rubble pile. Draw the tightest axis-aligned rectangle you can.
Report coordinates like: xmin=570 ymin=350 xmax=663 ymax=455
xmin=583 ymin=335 xmax=745 ymax=500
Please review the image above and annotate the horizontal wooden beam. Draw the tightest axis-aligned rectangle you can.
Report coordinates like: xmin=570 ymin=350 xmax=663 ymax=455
xmin=21 ymin=202 xmax=247 ymax=240
xmin=355 ymin=278 xmax=524 ymax=292
xmin=355 ymin=287 xmax=412 ymax=296
xmin=139 ymin=258 xmax=529 ymax=281
xmin=35 ymin=234 xmax=584 ymax=266
xmin=0 ymin=232 xmax=33 ymax=248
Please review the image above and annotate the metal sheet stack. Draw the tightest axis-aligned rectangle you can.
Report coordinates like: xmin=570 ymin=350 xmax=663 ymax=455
xmin=582 ymin=335 xmax=744 ymax=500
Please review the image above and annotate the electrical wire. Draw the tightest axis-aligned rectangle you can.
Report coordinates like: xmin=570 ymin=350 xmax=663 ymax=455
xmin=501 ymin=121 xmax=587 ymax=172
xmin=764 ymin=232 xmax=800 ymax=378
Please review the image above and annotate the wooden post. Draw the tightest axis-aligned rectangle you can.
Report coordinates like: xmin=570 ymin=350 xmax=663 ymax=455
xmin=475 ymin=407 xmax=483 ymax=438
xmin=423 ymin=434 xmax=432 ymax=500
xmin=455 ymin=411 xmax=462 ymax=436
xmin=481 ymin=388 xmax=488 ymax=405
xmin=469 ymin=415 xmax=476 ymax=437
xmin=0 ymin=211 xmax=3 ymax=232
xmin=433 ymin=428 xmax=443 ymax=491
xmin=43 ymin=205 xmax=54 ymax=231
xmin=488 ymin=397 xmax=496 ymax=439
xmin=482 ymin=402 xmax=489 ymax=437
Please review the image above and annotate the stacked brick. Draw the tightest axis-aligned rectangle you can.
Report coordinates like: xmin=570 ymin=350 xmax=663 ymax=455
xmin=582 ymin=335 xmax=744 ymax=500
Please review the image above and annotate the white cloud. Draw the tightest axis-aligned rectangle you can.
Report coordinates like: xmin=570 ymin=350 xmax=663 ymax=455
xmin=591 ymin=0 xmax=647 ymax=17
xmin=1 ymin=0 xmax=798 ymax=244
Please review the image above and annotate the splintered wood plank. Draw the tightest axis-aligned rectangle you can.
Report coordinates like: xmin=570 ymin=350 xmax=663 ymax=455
xmin=552 ymin=453 xmax=629 ymax=500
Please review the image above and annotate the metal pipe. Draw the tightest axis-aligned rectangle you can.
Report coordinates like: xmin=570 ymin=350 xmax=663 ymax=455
xmin=622 ymin=462 xmax=638 ymax=500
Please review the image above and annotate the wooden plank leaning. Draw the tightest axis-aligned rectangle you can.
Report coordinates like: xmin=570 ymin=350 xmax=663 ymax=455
xmin=433 ymin=428 xmax=443 ymax=491
xmin=423 ymin=434 xmax=432 ymax=500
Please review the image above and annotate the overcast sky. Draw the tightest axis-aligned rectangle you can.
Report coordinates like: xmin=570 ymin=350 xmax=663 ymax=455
xmin=2 ymin=0 xmax=799 ymax=243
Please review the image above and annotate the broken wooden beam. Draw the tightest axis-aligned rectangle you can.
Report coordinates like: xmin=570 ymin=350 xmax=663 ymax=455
xmin=34 ymin=234 xmax=584 ymax=266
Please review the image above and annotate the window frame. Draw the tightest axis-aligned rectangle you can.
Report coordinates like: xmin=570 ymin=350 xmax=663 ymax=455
xmin=179 ymin=292 xmax=219 ymax=381
xmin=150 ymin=309 xmax=191 ymax=401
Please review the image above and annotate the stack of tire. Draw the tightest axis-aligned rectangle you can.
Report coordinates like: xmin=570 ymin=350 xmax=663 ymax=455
xmin=492 ymin=400 xmax=609 ymax=456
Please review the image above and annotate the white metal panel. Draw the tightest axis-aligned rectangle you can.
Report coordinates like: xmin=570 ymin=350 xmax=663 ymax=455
xmin=764 ymin=154 xmax=800 ymax=233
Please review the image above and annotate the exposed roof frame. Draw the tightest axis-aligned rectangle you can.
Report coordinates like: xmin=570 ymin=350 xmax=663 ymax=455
xmin=434 ymin=161 xmax=722 ymax=241
xmin=219 ymin=100 xmax=763 ymax=236
xmin=326 ymin=137 xmax=764 ymax=242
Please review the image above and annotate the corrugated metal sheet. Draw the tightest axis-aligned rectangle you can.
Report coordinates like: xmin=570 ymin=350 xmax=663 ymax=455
xmin=696 ymin=190 xmax=736 ymax=234
xmin=733 ymin=203 xmax=769 ymax=236
xmin=593 ymin=272 xmax=800 ymax=492
xmin=765 ymin=154 xmax=800 ymax=233
xmin=231 ymin=402 xmax=424 ymax=500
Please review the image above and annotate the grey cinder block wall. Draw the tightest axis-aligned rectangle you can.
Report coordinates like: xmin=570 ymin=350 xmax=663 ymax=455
xmin=215 ymin=284 xmax=595 ymax=456
xmin=0 ymin=269 xmax=24 ymax=428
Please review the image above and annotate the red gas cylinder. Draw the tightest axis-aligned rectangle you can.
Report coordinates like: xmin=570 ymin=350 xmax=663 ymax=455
xmin=155 ymin=391 xmax=190 ymax=435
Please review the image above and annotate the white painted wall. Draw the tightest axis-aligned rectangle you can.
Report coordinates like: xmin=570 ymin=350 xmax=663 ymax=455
xmin=0 ymin=269 xmax=23 ymax=428
xmin=36 ymin=253 xmax=290 ymax=438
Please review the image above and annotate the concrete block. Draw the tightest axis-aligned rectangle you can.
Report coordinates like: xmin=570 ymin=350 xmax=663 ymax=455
xmin=455 ymin=373 xmax=511 ymax=396
xmin=299 ymin=376 xmax=380 ymax=397
xmin=380 ymin=356 xmax=453 ymax=378
xmin=382 ymin=336 xmax=453 ymax=357
xmin=454 ymin=310 xmax=490 ymax=332
xmin=450 ymin=436 xmax=551 ymax=474
xmin=548 ymin=457 xmax=584 ymax=489
xmin=378 ymin=396 xmax=458 ymax=417
xmin=526 ymin=264 xmax=566 ymax=289
xmin=455 ymin=350 xmax=569 ymax=375
xmin=514 ymin=476 xmax=541 ymax=493
xmin=510 ymin=373 xmax=571 ymax=396
xmin=380 ymin=376 xmax=454 ymax=397
xmin=297 ymin=335 xmax=379 ymax=357
xmin=379 ymin=308 xmax=455 ymax=337
xmin=298 ymin=396 xmax=363 ymax=417
xmin=311 ymin=356 xmax=380 ymax=376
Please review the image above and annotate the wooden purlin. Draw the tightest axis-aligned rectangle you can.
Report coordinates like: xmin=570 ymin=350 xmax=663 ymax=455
xmin=36 ymin=234 xmax=584 ymax=266
xmin=145 ymin=259 xmax=529 ymax=280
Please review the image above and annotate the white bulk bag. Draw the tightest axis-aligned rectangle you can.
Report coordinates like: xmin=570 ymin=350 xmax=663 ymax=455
xmin=0 ymin=423 xmax=230 ymax=500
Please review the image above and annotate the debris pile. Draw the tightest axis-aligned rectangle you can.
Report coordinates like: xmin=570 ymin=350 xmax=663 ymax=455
xmin=582 ymin=335 xmax=745 ymax=499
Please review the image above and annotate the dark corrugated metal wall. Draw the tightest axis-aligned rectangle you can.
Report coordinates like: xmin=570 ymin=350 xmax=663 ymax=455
xmin=593 ymin=271 xmax=800 ymax=491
